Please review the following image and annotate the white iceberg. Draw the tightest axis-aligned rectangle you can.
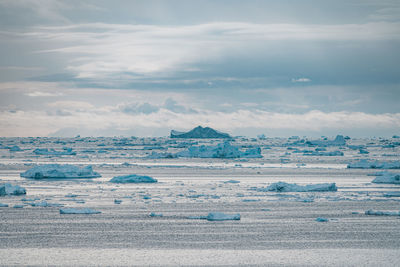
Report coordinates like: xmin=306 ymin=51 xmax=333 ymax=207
xmin=307 ymin=135 xmax=346 ymax=147
xmin=20 ymin=164 xmax=101 ymax=179
xmin=109 ymin=174 xmax=157 ymax=183
xmin=365 ymin=210 xmax=400 ymax=216
xmin=206 ymin=212 xmax=241 ymax=221
xmin=0 ymin=183 xmax=26 ymax=196
xmin=60 ymin=208 xmax=101 ymax=214
xmin=170 ymin=126 xmax=231 ymax=139
xmin=176 ymin=141 xmax=262 ymax=158
xmin=262 ymin=182 xmax=337 ymax=192
xmin=372 ymin=172 xmax=400 ymax=184
xmin=347 ymin=160 xmax=400 ymax=169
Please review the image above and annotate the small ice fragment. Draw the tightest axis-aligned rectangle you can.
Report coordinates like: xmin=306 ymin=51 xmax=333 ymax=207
xmin=224 ymin=180 xmax=240 ymax=184
xmin=20 ymin=164 xmax=101 ymax=179
xmin=13 ymin=205 xmax=24 ymax=208
xmin=372 ymin=172 xmax=400 ymax=184
xmin=110 ymin=174 xmax=157 ymax=183
xmin=114 ymin=199 xmax=122 ymax=204
xmin=0 ymin=203 xmax=9 ymax=207
xmin=206 ymin=212 xmax=241 ymax=221
xmin=351 ymin=212 xmax=359 ymax=214
xmin=60 ymin=208 xmax=101 ymax=214
xmin=315 ymin=217 xmax=329 ymax=222
xmin=262 ymin=182 xmax=337 ymax=192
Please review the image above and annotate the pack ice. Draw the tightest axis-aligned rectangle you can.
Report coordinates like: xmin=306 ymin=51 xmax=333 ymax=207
xmin=176 ymin=141 xmax=262 ymax=158
xmin=261 ymin=182 xmax=337 ymax=192
xmin=0 ymin=183 xmax=26 ymax=196
xmin=109 ymin=174 xmax=158 ymax=183
xmin=371 ymin=172 xmax=400 ymax=184
xmin=20 ymin=164 xmax=101 ymax=179
xmin=348 ymin=159 xmax=400 ymax=169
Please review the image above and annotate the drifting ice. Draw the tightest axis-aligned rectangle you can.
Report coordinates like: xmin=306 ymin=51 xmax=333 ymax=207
xmin=365 ymin=210 xmax=400 ymax=216
xmin=110 ymin=174 xmax=158 ymax=183
xmin=60 ymin=208 xmax=101 ymax=214
xmin=170 ymin=126 xmax=231 ymax=139
xmin=262 ymin=182 xmax=337 ymax=192
xmin=33 ymin=148 xmax=76 ymax=156
xmin=347 ymin=159 xmax=400 ymax=169
xmin=0 ymin=183 xmax=26 ymax=196
xmin=372 ymin=172 xmax=400 ymax=184
xmin=20 ymin=164 xmax=101 ymax=179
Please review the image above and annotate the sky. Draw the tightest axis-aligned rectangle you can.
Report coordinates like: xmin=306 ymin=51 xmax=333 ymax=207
xmin=0 ymin=0 xmax=399 ymax=137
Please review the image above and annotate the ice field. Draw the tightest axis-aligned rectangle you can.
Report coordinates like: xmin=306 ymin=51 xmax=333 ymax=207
xmin=0 ymin=135 xmax=400 ymax=266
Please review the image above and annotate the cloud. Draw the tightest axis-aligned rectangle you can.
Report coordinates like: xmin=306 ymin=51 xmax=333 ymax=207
xmin=26 ymin=91 xmax=63 ymax=97
xmin=119 ymin=102 xmax=159 ymax=114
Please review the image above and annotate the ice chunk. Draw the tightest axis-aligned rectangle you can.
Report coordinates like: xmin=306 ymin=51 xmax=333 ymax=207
xmin=114 ymin=199 xmax=122 ymax=204
xmin=347 ymin=160 xmax=400 ymax=169
xmin=372 ymin=172 xmax=400 ymax=184
xmin=0 ymin=183 xmax=26 ymax=196
xmin=60 ymin=208 xmax=101 ymax=214
xmin=13 ymin=205 xmax=24 ymax=208
xmin=307 ymin=135 xmax=346 ymax=147
xmin=29 ymin=201 xmax=63 ymax=207
xmin=109 ymin=174 xmax=157 ymax=183
xmin=0 ymin=203 xmax=9 ymax=207
xmin=303 ymin=151 xmax=343 ymax=156
xmin=315 ymin=217 xmax=329 ymax=222
xmin=365 ymin=210 xmax=400 ymax=216
xmin=206 ymin=212 xmax=241 ymax=221
xmin=9 ymin=145 xmax=22 ymax=152
xmin=223 ymin=180 xmax=240 ymax=184
xmin=176 ymin=141 xmax=262 ymax=158
xmin=171 ymin=126 xmax=231 ymax=139
xmin=262 ymin=182 xmax=337 ymax=192
xmin=20 ymin=164 xmax=101 ymax=179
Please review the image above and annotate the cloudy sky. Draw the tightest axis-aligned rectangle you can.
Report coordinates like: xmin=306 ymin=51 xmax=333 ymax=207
xmin=0 ymin=0 xmax=399 ymax=137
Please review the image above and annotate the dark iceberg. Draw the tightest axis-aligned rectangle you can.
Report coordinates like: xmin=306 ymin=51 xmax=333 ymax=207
xmin=170 ymin=126 xmax=231 ymax=139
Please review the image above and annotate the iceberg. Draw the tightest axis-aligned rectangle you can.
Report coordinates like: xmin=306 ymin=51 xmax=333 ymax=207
xmin=307 ymin=135 xmax=346 ymax=147
xmin=365 ymin=210 xmax=400 ymax=216
xmin=0 ymin=183 xmax=26 ymax=196
xmin=315 ymin=217 xmax=329 ymax=222
xmin=9 ymin=145 xmax=22 ymax=152
xmin=176 ymin=141 xmax=262 ymax=158
xmin=206 ymin=212 xmax=241 ymax=221
xmin=20 ymin=164 xmax=101 ymax=179
xmin=109 ymin=174 xmax=158 ymax=183
xmin=262 ymin=182 xmax=337 ymax=192
xmin=0 ymin=203 xmax=9 ymax=207
xmin=371 ymin=172 xmax=400 ymax=184
xmin=149 ymin=212 xmax=163 ymax=217
xmin=60 ymin=208 xmax=101 ymax=214
xmin=347 ymin=160 xmax=400 ymax=169
xmin=170 ymin=126 xmax=231 ymax=139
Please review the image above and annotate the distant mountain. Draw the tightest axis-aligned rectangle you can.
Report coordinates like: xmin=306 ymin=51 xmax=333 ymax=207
xmin=170 ymin=126 xmax=231 ymax=139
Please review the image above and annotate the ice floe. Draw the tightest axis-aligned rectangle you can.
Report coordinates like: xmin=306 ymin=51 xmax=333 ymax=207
xmin=33 ymin=148 xmax=76 ymax=156
xmin=60 ymin=208 xmax=101 ymax=214
xmin=347 ymin=159 xmax=400 ymax=169
xmin=0 ymin=183 xmax=26 ymax=196
xmin=176 ymin=141 xmax=262 ymax=158
xmin=260 ymin=182 xmax=337 ymax=192
xmin=315 ymin=217 xmax=329 ymax=222
xmin=371 ymin=172 xmax=400 ymax=184
xmin=206 ymin=212 xmax=241 ymax=221
xmin=365 ymin=210 xmax=400 ymax=216
xmin=20 ymin=164 xmax=101 ymax=179
xmin=109 ymin=174 xmax=158 ymax=183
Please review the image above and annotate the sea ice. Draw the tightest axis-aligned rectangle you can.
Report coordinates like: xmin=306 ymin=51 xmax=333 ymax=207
xmin=371 ymin=172 xmax=400 ymax=184
xmin=206 ymin=212 xmax=241 ymax=221
xmin=109 ymin=174 xmax=157 ymax=183
xmin=307 ymin=135 xmax=346 ymax=147
xmin=60 ymin=208 xmax=101 ymax=214
xmin=0 ymin=183 xmax=26 ymax=196
xmin=9 ymin=145 xmax=22 ymax=152
xmin=315 ymin=217 xmax=329 ymax=222
xmin=149 ymin=212 xmax=163 ymax=217
xmin=33 ymin=148 xmax=76 ymax=156
xmin=365 ymin=210 xmax=400 ymax=216
xmin=0 ymin=203 xmax=9 ymax=207
xmin=20 ymin=164 xmax=101 ymax=179
xmin=261 ymin=182 xmax=337 ymax=192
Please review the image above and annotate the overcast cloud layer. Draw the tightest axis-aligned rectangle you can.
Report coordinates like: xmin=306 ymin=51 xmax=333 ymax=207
xmin=0 ymin=0 xmax=399 ymax=137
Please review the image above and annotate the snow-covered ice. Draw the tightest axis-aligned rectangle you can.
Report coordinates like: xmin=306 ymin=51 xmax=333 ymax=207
xmin=109 ymin=174 xmax=158 ymax=183
xmin=20 ymin=164 xmax=101 ymax=179
xmin=371 ymin=172 xmax=400 ymax=184
xmin=0 ymin=183 xmax=26 ymax=196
